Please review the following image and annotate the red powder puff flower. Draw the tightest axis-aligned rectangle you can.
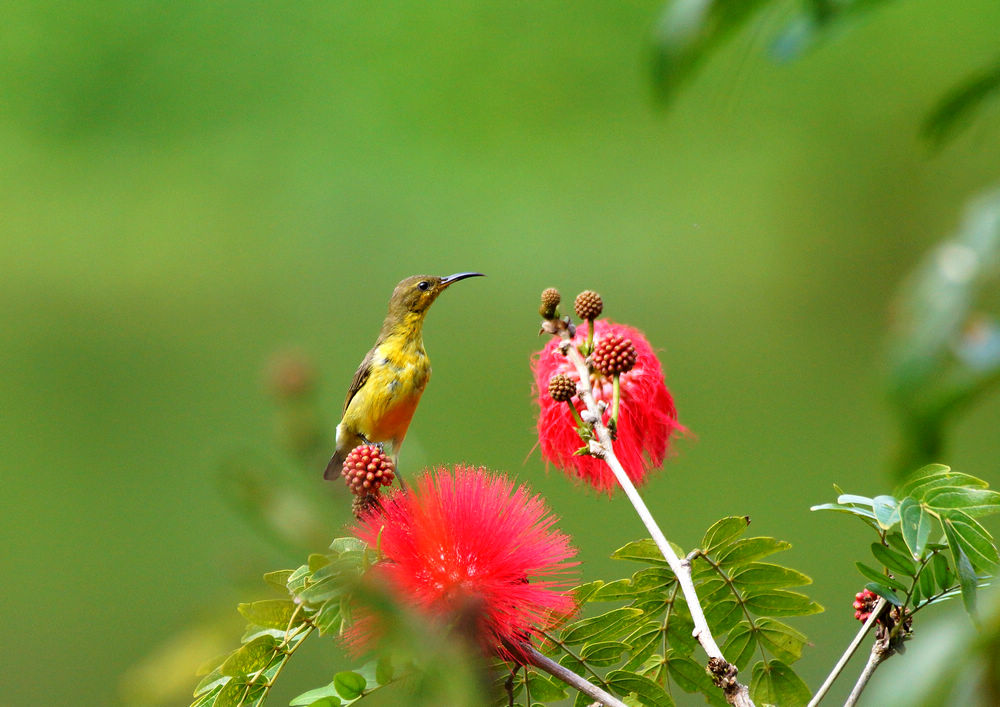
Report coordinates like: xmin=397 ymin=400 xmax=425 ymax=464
xmin=352 ymin=466 xmax=577 ymax=662
xmin=532 ymin=319 xmax=683 ymax=493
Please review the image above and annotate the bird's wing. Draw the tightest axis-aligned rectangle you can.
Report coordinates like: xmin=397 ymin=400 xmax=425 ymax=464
xmin=343 ymin=349 xmax=374 ymax=413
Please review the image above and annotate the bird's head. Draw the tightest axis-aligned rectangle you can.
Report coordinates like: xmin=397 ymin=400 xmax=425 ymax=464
xmin=388 ymin=272 xmax=484 ymax=316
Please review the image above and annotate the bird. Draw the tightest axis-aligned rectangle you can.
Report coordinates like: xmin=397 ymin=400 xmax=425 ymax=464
xmin=323 ymin=272 xmax=484 ymax=480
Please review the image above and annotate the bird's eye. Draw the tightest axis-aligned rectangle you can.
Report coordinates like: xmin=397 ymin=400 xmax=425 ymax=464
xmin=417 ymin=281 xmax=430 ymax=291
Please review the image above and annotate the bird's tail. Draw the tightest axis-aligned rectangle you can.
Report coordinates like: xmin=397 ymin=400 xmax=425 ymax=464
xmin=323 ymin=448 xmax=347 ymax=480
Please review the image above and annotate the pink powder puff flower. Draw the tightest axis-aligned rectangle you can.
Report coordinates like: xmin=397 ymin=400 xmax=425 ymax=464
xmin=352 ymin=466 xmax=577 ymax=662
xmin=532 ymin=319 xmax=683 ymax=493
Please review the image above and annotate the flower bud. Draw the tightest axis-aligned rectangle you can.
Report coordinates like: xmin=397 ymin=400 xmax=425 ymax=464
xmin=539 ymin=288 xmax=561 ymax=319
xmin=574 ymin=290 xmax=603 ymax=320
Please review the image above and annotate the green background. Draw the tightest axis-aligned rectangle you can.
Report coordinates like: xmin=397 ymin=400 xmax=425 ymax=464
xmin=3 ymin=1 xmax=999 ymax=705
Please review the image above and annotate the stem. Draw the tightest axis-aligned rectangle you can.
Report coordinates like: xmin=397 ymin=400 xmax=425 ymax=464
xmin=611 ymin=374 xmax=621 ymax=426
xmin=556 ymin=333 xmax=753 ymax=706
xmin=844 ymin=642 xmax=891 ymax=707
xmin=523 ymin=645 xmax=628 ymax=707
xmin=807 ymin=598 xmax=886 ymax=707
xmin=565 ymin=400 xmax=587 ymax=429
xmin=585 ymin=318 xmax=595 ymax=354
xmin=539 ymin=629 xmax=611 ymax=688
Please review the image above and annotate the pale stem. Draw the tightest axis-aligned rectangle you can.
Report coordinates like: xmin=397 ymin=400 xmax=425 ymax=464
xmin=524 ymin=644 xmax=628 ymax=707
xmin=844 ymin=642 xmax=890 ymax=707
xmin=559 ymin=335 xmax=753 ymax=706
xmin=807 ymin=598 xmax=886 ymax=707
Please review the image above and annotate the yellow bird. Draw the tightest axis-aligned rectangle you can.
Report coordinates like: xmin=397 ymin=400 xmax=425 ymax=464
xmin=323 ymin=272 xmax=484 ymax=480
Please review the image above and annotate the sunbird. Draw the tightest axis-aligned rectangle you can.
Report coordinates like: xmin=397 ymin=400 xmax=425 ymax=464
xmin=323 ymin=272 xmax=484 ymax=480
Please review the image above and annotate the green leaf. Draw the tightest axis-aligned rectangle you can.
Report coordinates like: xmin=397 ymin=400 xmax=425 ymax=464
xmin=855 ymin=562 xmax=908 ymax=592
xmin=864 ymin=583 xmax=902 ymax=607
xmin=621 ymin=623 xmax=663 ymax=671
xmin=650 ymin=0 xmax=771 ymax=102
xmin=871 ymin=542 xmax=917 ymax=577
xmin=589 ymin=579 xmax=635 ymax=601
xmin=665 ymin=653 xmax=728 ymax=706
xmin=701 ymin=516 xmax=751 ymax=552
xmin=899 ymin=497 xmax=934 ymax=560
xmin=731 ymin=563 xmax=812 ymax=590
xmin=721 ymin=621 xmax=757 ymax=671
xmin=743 ymin=590 xmax=823 ymax=617
xmin=329 ymin=537 xmax=367 ymax=555
xmin=263 ymin=569 xmax=293 ymax=593
xmin=375 ymin=656 xmax=394 ymax=685
xmin=572 ymin=580 xmax=605 ymax=604
xmin=561 ymin=608 xmax=645 ymax=645
xmin=943 ymin=521 xmax=979 ymax=616
xmin=941 ymin=510 xmax=1000 ymax=572
xmin=213 ymin=679 xmax=250 ymax=707
xmin=885 ymin=532 xmax=911 ymax=556
xmin=755 ymin=618 xmax=808 ymax=664
xmin=290 ymin=683 xmax=340 ymax=706
xmin=923 ymin=487 xmax=1000 ymax=517
xmin=632 ymin=568 xmax=676 ymax=594
xmin=580 ymin=641 xmax=630 ymax=667
xmin=193 ymin=668 xmax=227 ymax=697
xmin=750 ymin=660 xmax=812 ymax=707
xmin=312 ymin=599 xmax=342 ymax=635
xmin=605 ymin=670 xmax=675 ymax=707
xmin=664 ymin=607 xmax=698 ymax=656
xmin=838 ymin=494 xmax=875 ymax=507
xmin=713 ymin=537 xmax=792 ymax=566
xmin=923 ymin=58 xmax=1000 ymax=146
xmin=526 ymin=673 xmax=568 ymax=701
xmin=287 ymin=564 xmax=311 ymax=594
xmin=933 ymin=551 xmax=955 ymax=592
xmin=809 ymin=503 xmax=879 ymax=525
xmin=704 ymin=597 xmax=744 ymax=634
xmin=611 ymin=539 xmax=667 ymax=565
xmin=308 ymin=553 xmax=331 ymax=571
xmin=333 ymin=671 xmax=366 ymax=700
xmin=872 ymin=495 xmax=900 ymax=528
xmin=237 ymin=599 xmax=300 ymax=630
xmin=898 ymin=465 xmax=987 ymax=500
xmin=219 ymin=635 xmax=277 ymax=677
xmin=918 ymin=563 xmax=938 ymax=600
xmin=697 ymin=577 xmax=730 ymax=604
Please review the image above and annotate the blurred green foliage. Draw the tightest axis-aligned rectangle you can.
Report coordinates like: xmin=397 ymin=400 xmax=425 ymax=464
xmin=3 ymin=1 xmax=1000 ymax=705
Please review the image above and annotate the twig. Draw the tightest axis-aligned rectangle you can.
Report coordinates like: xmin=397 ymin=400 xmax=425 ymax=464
xmin=844 ymin=641 xmax=891 ymax=707
xmin=549 ymin=323 xmax=753 ymax=707
xmin=807 ymin=598 xmax=886 ymax=707
xmin=523 ymin=644 xmax=628 ymax=707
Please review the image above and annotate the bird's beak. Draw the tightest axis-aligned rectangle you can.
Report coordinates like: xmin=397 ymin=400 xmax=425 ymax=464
xmin=439 ymin=272 xmax=485 ymax=288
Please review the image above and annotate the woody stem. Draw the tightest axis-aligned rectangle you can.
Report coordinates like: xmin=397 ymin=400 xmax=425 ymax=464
xmin=558 ymin=332 xmax=753 ymax=707
xmin=523 ymin=644 xmax=627 ymax=707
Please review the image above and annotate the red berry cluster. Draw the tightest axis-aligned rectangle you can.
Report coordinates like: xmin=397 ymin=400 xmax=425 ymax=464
xmin=342 ymin=444 xmax=395 ymax=495
xmin=591 ymin=333 xmax=638 ymax=376
xmin=853 ymin=588 xmax=879 ymax=622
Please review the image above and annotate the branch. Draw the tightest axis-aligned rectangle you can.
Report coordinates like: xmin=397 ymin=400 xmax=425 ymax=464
xmin=844 ymin=641 xmax=892 ymax=707
xmin=523 ymin=644 xmax=628 ymax=707
xmin=807 ymin=598 xmax=886 ymax=707
xmin=549 ymin=322 xmax=753 ymax=707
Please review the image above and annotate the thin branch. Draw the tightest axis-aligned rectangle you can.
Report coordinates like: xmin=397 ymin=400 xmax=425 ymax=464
xmin=807 ymin=598 xmax=886 ymax=707
xmin=523 ymin=645 xmax=628 ymax=707
xmin=550 ymin=325 xmax=753 ymax=707
xmin=844 ymin=642 xmax=891 ymax=707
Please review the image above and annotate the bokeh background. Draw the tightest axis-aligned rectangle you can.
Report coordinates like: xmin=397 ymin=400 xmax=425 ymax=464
xmin=3 ymin=1 xmax=1000 ymax=705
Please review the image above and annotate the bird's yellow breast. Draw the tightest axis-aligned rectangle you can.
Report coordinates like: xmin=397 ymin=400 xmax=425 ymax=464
xmin=343 ymin=339 xmax=431 ymax=445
